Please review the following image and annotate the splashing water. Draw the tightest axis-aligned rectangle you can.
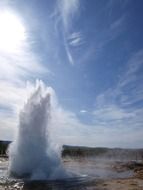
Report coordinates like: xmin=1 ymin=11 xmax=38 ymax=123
xmin=8 ymin=81 xmax=68 ymax=180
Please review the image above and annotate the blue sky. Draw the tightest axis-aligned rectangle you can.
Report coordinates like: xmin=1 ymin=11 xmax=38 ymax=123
xmin=0 ymin=0 xmax=143 ymax=148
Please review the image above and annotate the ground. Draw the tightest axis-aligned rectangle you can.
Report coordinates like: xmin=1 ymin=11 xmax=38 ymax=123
xmin=1 ymin=178 xmax=143 ymax=190
xmin=1 ymin=157 xmax=143 ymax=189
xmin=88 ymin=178 xmax=143 ymax=190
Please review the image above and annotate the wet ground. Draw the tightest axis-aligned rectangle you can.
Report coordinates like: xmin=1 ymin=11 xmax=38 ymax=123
xmin=63 ymin=157 xmax=133 ymax=179
xmin=0 ymin=157 xmax=143 ymax=190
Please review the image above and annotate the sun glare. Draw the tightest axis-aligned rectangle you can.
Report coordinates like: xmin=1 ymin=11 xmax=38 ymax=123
xmin=0 ymin=11 xmax=25 ymax=52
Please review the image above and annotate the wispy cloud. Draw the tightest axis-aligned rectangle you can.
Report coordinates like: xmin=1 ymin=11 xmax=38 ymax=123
xmin=0 ymin=82 xmax=24 ymax=140
xmin=110 ymin=15 xmax=125 ymax=30
xmin=0 ymin=117 xmax=16 ymax=141
xmin=119 ymin=49 xmax=143 ymax=87
xmin=0 ymin=9 xmax=49 ymax=140
xmin=0 ymin=48 xmax=47 ymax=81
xmin=50 ymin=105 xmax=92 ymax=146
xmin=58 ymin=0 xmax=80 ymax=30
xmin=63 ymin=31 xmax=84 ymax=65
xmin=56 ymin=0 xmax=81 ymax=65
xmin=62 ymin=1 xmax=125 ymax=65
xmin=64 ymin=40 xmax=74 ymax=65
xmin=95 ymin=49 xmax=143 ymax=108
xmin=51 ymin=102 xmax=143 ymax=148
xmin=93 ymin=105 xmax=134 ymax=122
xmin=68 ymin=32 xmax=84 ymax=47
xmin=91 ymin=49 xmax=143 ymax=147
xmin=98 ymin=15 xmax=126 ymax=50
xmin=80 ymin=110 xmax=87 ymax=113
xmin=118 ymin=49 xmax=143 ymax=105
xmin=91 ymin=103 xmax=143 ymax=147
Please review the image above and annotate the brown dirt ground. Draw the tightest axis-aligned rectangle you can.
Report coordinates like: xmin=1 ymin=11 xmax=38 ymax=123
xmin=87 ymin=167 xmax=143 ymax=190
xmin=88 ymin=178 xmax=143 ymax=190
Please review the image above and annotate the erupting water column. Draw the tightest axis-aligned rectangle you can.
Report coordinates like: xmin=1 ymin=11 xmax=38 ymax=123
xmin=9 ymin=81 xmax=67 ymax=180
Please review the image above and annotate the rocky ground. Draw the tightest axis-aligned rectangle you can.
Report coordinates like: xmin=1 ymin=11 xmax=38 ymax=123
xmin=0 ymin=158 xmax=143 ymax=189
xmin=87 ymin=162 xmax=143 ymax=190
xmin=89 ymin=178 xmax=143 ymax=190
xmin=1 ymin=177 xmax=143 ymax=190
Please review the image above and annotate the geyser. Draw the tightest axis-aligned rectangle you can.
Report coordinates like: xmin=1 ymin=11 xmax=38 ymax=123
xmin=9 ymin=81 xmax=68 ymax=180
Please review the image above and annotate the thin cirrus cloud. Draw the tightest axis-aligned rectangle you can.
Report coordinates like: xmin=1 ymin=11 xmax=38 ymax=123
xmin=51 ymin=102 xmax=143 ymax=148
xmin=90 ymin=49 xmax=143 ymax=147
xmin=57 ymin=0 xmax=81 ymax=65
xmin=97 ymin=15 xmax=126 ymax=51
xmin=52 ymin=53 xmax=143 ymax=148
xmin=0 ymin=9 xmax=49 ymax=140
xmin=0 ymin=2 xmax=85 ymax=143
xmin=68 ymin=32 xmax=84 ymax=47
xmin=93 ymin=105 xmax=134 ymax=122
xmin=58 ymin=0 xmax=80 ymax=30
xmin=117 ymin=49 xmax=143 ymax=106
xmin=119 ymin=50 xmax=143 ymax=88
xmin=0 ymin=10 xmax=47 ymax=81
xmin=80 ymin=110 xmax=87 ymax=113
xmin=0 ymin=1 xmax=143 ymax=148
xmin=92 ymin=104 xmax=143 ymax=148
xmin=95 ymin=49 xmax=143 ymax=109
xmin=58 ymin=0 xmax=126 ymax=65
xmin=0 ymin=48 xmax=47 ymax=81
xmin=0 ymin=22 xmax=47 ymax=112
xmin=0 ymin=81 xmax=27 ymax=140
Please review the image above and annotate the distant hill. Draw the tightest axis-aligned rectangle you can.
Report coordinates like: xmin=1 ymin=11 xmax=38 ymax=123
xmin=0 ymin=140 xmax=11 ymax=156
xmin=62 ymin=145 xmax=143 ymax=161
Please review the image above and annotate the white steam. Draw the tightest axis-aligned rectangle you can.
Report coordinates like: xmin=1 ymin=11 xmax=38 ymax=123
xmin=8 ymin=81 xmax=68 ymax=180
